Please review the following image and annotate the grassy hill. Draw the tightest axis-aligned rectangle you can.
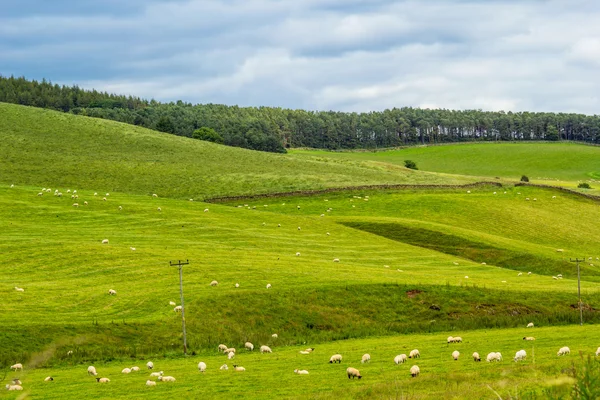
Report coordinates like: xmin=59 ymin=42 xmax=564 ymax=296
xmin=290 ymin=143 xmax=600 ymax=193
xmin=2 ymin=103 xmax=600 ymax=399
xmin=0 ymin=103 xmax=474 ymax=200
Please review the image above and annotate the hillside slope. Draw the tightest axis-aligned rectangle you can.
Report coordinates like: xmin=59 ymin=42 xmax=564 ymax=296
xmin=0 ymin=103 xmax=474 ymax=199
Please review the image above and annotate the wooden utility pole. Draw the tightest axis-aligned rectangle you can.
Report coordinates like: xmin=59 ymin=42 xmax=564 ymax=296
xmin=170 ymin=259 xmax=189 ymax=354
xmin=569 ymin=258 xmax=585 ymax=326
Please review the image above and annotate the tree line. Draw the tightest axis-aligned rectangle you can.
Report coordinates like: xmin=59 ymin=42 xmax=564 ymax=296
xmin=1 ymin=75 xmax=599 ymax=153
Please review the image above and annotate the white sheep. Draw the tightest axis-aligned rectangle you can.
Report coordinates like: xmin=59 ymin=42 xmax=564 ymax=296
xmin=158 ymin=376 xmax=175 ymax=382
xmin=87 ymin=365 xmax=98 ymax=375
xmin=394 ymin=354 xmax=407 ymax=364
xmin=245 ymin=342 xmax=254 ymax=351
xmin=528 ymin=272 xmax=532 ymax=275
xmin=83 ymin=201 xmax=87 ymax=205
xmin=472 ymin=352 xmax=481 ymax=362
xmin=174 ymin=305 xmax=182 ymax=312
xmin=266 ymin=284 xmax=272 ymax=289
xmin=102 ymin=197 xmax=107 ymax=201
xmin=486 ymin=352 xmax=502 ymax=362
xmin=523 ymin=337 xmax=536 ymax=341
xmin=518 ymin=272 xmax=523 ymax=276
xmin=10 ymin=363 xmax=23 ymax=371
xmin=224 ymin=347 xmax=236 ymax=354
xmin=235 ymin=283 xmax=239 ymax=288
xmin=346 ymin=367 xmax=362 ymax=379
xmin=152 ymin=194 xmax=158 ymax=198
xmin=169 ymin=301 xmax=176 ymax=306
xmin=409 ymin=349 xmax=420 ymax=359
xmin=189 ymin=199 xmax=194 ymax=202
xmin=5 ymin=384 xmax=23 ymax=391
xmin=514 ymin=350 xmax=527 ymax=362
xmin=108 ymin=289 xmax=117 ymax=295
xmin=272 ymin=333 xmax=278 ymax=338
xmin=557 ymin=347 xmax=570 ymax=356
xmin=410 ymin=365 xmax=420 ymax=377
xmin=260 ymin=345 xmax=272 ymax=353
xmin=220 ymin=364 xmax=228 ymax=370
xmin=122 ymin=368 xmax=132 ymax=374
xmin=210 ymin=280 xmax=219 ymax=287
xmin=96 ymin=377 xmax=110 ymax=383
xmin=38 ymin=192 xmax=43 ymax=196
xmin=157 ymin=207 xmax=162 ymax=211
xmin=294 ymin=369 xmax=309 ymax=375
xmin=218 ymin=344 xmax=228 ymax=352
xmin=14 ymin=287 xmax=24 ymax=292
xmin=102 ymin=239 xmax=109 ymax=244
xmin=527 ymin=322 xmax=534 ymax=328
xmin=106 ymin=193 xmax=110 ymax=196
xmin=296 ymin=252 xmax=301 ymax=256
xmin=227 ymin=352 xmax=235 ymax=360
xmin=131 ymin=366 xmax=140 ymax=372
xmin=299 ymin=351 xmax=310 ymax=355
xmin=149 ymin=371 xmax=163 ymax=377
xmin=329 ymin=354 xmax=342 ymax=363
xmin=452 ymin=351 xmax=460 ymax=360
xmin=94 ymin=192 xmax=97 ymax=196
xmin=44 ymin=376 xmax=54 ymax=381
xmin=118 ymin=206 xmax=123 ymax=210
xmin=333 ymin=258 xmax=340 ymax=263
xmin=198 ymin=362 xmax=207 ymax=372
xmin=146 ymin=380 xmax=156 ymax=386
xmin=595 ymin=347 xmax=600 ymax=357
xmin=72 ymin=203 xmax=79 ymax=207
xmin=361 ymin=353 xmax=370 ymax=363
xmin=204 ymin=209 xmax=209 ymax=212
xmin=147 ymin=361 xmax=154 ymax=370
xmin=233 ymin=365 xmax=246 ymax=372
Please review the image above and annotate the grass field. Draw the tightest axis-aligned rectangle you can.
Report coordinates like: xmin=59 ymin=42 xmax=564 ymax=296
xmin=1 ymin=103 xmax=600 ymax=399
xmin=290 ymin=143 xmax=600 ymax=194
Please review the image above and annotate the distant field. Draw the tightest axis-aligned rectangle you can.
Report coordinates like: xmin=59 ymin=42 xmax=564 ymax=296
xmin=290 ymin=143 xmax=600 ymax=192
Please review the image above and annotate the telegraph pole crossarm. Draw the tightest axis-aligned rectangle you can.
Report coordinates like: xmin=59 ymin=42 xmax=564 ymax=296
xmin=569 ymin=257 xmax=585 ymax=326
xmin=170 ymin=259 xmax=190 ymax=354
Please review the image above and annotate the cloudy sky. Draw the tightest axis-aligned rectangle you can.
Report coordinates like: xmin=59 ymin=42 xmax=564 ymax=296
xmin=1 ymin=0 xmax=600 ymax=113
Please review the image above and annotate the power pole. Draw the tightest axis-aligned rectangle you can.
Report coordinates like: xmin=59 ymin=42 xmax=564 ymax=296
xmin=170 ymin=259 xmax=189 ymax=354
xmin=569 ymin=258 xmax=585 ymax=326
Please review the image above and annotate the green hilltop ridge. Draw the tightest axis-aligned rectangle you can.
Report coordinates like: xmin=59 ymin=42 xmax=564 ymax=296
xmin=1 ymin=101 xmax=600 ymax=399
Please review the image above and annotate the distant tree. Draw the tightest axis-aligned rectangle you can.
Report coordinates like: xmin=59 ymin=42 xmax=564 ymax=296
xmin=546 ymin=125 xmax=559 ymax=141
xmin=404 ymin=160 xmax=418 ymax=170
xmin=520 ymin=175 xmax=529 ymax=182
xmin=155 ymin=116 xmax=175 ymax=134
xmin=192 ymin=127 xmax=224 ymax=144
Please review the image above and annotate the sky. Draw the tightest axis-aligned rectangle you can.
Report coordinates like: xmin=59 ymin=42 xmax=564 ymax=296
xmin=1 ymin=0 xmax=600 ymax=113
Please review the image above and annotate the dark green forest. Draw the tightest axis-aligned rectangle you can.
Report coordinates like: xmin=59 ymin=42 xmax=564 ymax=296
xmin=1 ymin=75 xmax=599 ymax=153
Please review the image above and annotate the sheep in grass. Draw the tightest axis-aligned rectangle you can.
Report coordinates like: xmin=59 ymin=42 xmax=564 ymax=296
xmin=174 ymin=306 xmax=182 ymax=312
xmin=523 ymin=337 xmax=536 ymax=341
xmin=514 ymin=350 xmax=527 ymax=362
xmin=409 ymin=349 xmax=420 ymax=359
xmin=158 ymin=376 xmax=175 ymax=382
xmin=169 ymin=301 xmax=176 ymax=306
xmin=235 ymin=283 xmax=239 ymax=288
xmin=272 ymin=334 xmax=278 ymax=338
xmin=245 ymin=342 xmax=254 ymax=351
xmin=102 ymin=239 xmax=109 ymax=244
xmin=299 ymin=351 xmax=310 ymax=355
xmin=527 ymin=322 xmax=534 ymax=328
xmin=303 ymin=348 xmax=315 ymax=353
xmin=557 ymin=347 xmax=570 ymax=356
xmin=146 ymin=361 xmax=154 ymax=370
xmin=210 ymin=280 xmax=218 ymax=287
xmin=44 ymin=376 xmax=54 ymax=382
xmin=224 ymin=348 xmax=236 ymax=354
xmin=333 ymin=258 xmax=340 ymax=263
xmin=233 ymin=365 xmax=245 ymax=372
xmin=260 ymin=345 xmax=272 ymax=353
xmin=96 ymin=377 xmax=110 ymax=383
xmin=595 ymin=347 xmax=600 ymax=357
xmin=218 ymin=344 xmax=228 ymax=352
xmin=10 ymin=363 xmax=23 ymax=371
xmin=152 ymin=194 xmax=158 ymax=198
xmin=5 ymin=384 xmax=23 ymax=391
xmin=14 ymin=287 xmax=24 ymax=292
xmin=11 ymin=379 xmax=21 ymax=385
xmin=204 ymin=209 xmax=209 ymax=213
xmin=122 ymin=368 xmax=132 ymax=374
xmin=146 ymin=380 xmax=156 ymax=386
xmin=227 ymin=352 xmax=235 ymax=360
xmin=346 ymin=367 xmax=362 ymax=379
xmin=294 ymin=369 xmax=309 ymax=375
xmin=486 ymin=352 xmax=502 ymax=362
xmin=131 ymin=366 xmax=140 ymax=372
xmin=296 ymin=252 xmax=301 ymax=256
xmin=361 ymin=354 xmax=370 ymax=363
xmin=108 ymin=289 xmax=117 ymax=295
xmin=329 ymin=354 xmax=342 ymax=363
xmin=410 ymin=365 xmax=420 ymax=377
xmin=149 ymin=371 xmax=163 ymax=378
xmin=452 ymin=351 xmax=460 ymax=361
xmin=198 ymin=362 xmax=207 ymax=372
xmin=220 ymin=364 xmax=228 ymax=370
xmin=394 ymin=354 xmax=407 ymax=364
xmin=266 ymin=284 xmax=272 ymax=289
xmin=157 ymin=207 xmax=162 ymax=212
xmin=87 ymin=366 xmax=98 ymax=375
xmin=472 ymin=352 xmax=481 ymax=362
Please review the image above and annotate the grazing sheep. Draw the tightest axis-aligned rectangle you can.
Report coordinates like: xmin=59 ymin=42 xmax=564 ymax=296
xmin=220 ymin=364 xmax=228 ymax=370
xmin=210 ymin=280 xmax=218 ymax=286
xmin=346 ymin=367 xmax=362 ymax=379
xmin=553 ymin=276 xmax=558 ymax=280
xmin=233 ymin=365 xmax=245 ymax=372
xmin=452 ymin=351 xmax=460 ymax=360
xmin=299 ymin=351 xmax=310 ymax=355
xmin=260 ymin=345 xmax=272 ymax=353
xmin=108 ymin=289 xmax=117 ymax=295
xmin=157 ymin=207 xmax=162 ymax=211
xmin=518 ymin=272 xmax=523 ymax=276
xmin=14 ymin=287 xmax=24 ymax=292
xmin=296 ymin=252 xmax=301 ymax=256
xmin=266 ymin=284 xmax=272 ymax=289
xmin=294 ymin=369 xmax=309 ymax=375
xmin=527 ymin=322 xmax=534 ymax=328
xmin=147 ymin=361 xmax=154 ymax=370
xmin=152 ymin=194 xmax=158 ymax=198
xmin=169 ymin=301 xmax=176 ymax=306
xmin=87 ymin=366 xmax=98 ymax=375
xmin=149 ymin=371 xmax=163 ymax=378
xmin=10 ymin=184 xmax=14 ymax=188
xmin=272 ymin=334 xmax=278 ymax=338
xmin=83 ymin=201 xmax=87 ymax=205
xmin=557 ymin=347 xmax=570 ymax=356
xmin=235 ymin=283 xmax=239 ymax=288
xmin=329 ymin=354 xmax=342 ymax=363
xmin=523 ymin=337 xmax=536 ymax=341
xmin=122 ymin=368 xmax=132 ymax=374
xmin=102 ymin=197 xmax=107 ymax=201
xmin=467 ymin=190 xmax=471 ymax=194
xmin=189 ymin=199 xmax=194 ymax=202
xmin=102 ymin=239 xmax=109 ymax=245
xmin=514 ymin=350 xmax=527 ymax=362
xmin=410 ymin=365 xmax=420 ymax=377
xmin=224 ymin=348 xmax=236 ymax=354
xmin=218 ymin=344 xmax=228 ymax=352
xmin=118 ymin=206 xmax=123 ymax=210
xmin=131 ymin=366 xmax=140 ymax=372
xmin=472 ymin=352 xmax=481 ymax=362
xmin=198 ymin=362 xmax=207 ymax=372
xmin=245 ymin=342 xmax=254 ymax=351
xmin=304 ymin=348 xmax=315 ymax=353
xmin=38 ymin=192 xmax=43 ymax=196
xmin=528 ymin=272 xmax=532 ymax=275
xmin=11 ymin=379 xmax=21 ymax=385
xmin=72 ymin=203 xmax=79 ymax=207
xmin=204 ymin=209 xmax=209 ymax=213
xmin=10 ymin=363 xmax=23 ymax=371
xmin=5 ymin=384 xmax=23 ymax=391
xmin=67 ymin=350 xmax=73 ymax=356
xmin=556 ymin=249 xmax=564 ymax=252
xmin=44 ymin=376 xmax=54 ymax=382
xmin=174 ymin=306 xmax=182 ymax=312
xmin=486 ymin=352 xmax=502 ymax=362
xmin=333 ymin=258 xmax=340 ymax=263
xmin=297 ymin=227 xmax=301 ymax=231
xmin=327 ymin=232 xmax=330 ymax=236
xmin=595 ymin=347 xmax=600 ymax=357
xmin=361 ymin=354 xmax=370 ymax=363
xmin=227 ymin=352 xmax=235 ymax=360
xmin=394 ymin=354 xmax=407 ymax=364
xmin=409 ymin=349 xmax=420 ymax=359
xmin=106 ymin=193 xmax=110 ymax=196
xmin=96 ymin=377 xmax=110 ymax=383
xmin=158 ymin=376 xmax=175 ymax=382
xmin=146 ymin=380 xmax=156 ymax=386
